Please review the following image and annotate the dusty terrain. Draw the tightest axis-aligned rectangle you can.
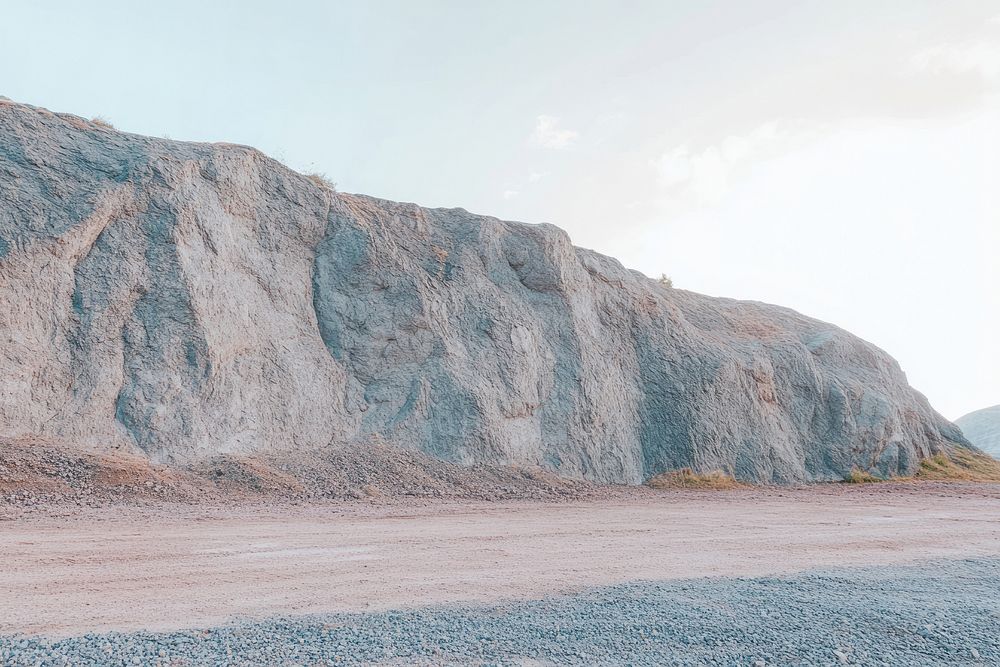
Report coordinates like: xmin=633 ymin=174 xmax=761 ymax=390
xmin=3 ymin=483 xmax=999 ymax=638
xmin=8 ymin=559 xmax=997 ymax=666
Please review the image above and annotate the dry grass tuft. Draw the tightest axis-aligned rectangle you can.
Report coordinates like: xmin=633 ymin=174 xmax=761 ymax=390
xmin=843 ymin=467 xmax=883 ymax=484
xmin=915 ymin=447 xmax=1000 ymax=482
xmin=646 ymin=467 xmax=744 ymax=490
xmin=360 ymin=483 xmax=382 ymax=498
xmin=305 ymin=172 xmax=337 ymax=191
xmin=91 ymin=116 xmax=115 ymax=129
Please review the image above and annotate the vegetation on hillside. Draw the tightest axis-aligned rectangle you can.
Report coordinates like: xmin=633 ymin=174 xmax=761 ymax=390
xmin=914 ymin=447 xmax=1000 ymax=482
xmin=843 ymin=468 xmax=883 ymax=483
xmin=842 ymin=446 xmax=1000 ymax=484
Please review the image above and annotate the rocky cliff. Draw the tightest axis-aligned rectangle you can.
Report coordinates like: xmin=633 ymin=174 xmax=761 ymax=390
xmin=0 ymin=101 xmax=969 ymax=484
xmin=957 ymin=407 xmax=1000 ymax=458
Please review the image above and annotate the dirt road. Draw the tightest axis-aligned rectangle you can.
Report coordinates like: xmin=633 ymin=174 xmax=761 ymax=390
xmin=3 ymin=483 xmax=999 ymax=637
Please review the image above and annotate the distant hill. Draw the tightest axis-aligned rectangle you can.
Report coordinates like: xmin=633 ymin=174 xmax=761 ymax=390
xmin=957 ymin=407 xmax=1000 ymax=458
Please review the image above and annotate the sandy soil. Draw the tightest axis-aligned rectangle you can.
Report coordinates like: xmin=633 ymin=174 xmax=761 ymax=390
xmin=2 ymin=483 xmax=999 ymax=637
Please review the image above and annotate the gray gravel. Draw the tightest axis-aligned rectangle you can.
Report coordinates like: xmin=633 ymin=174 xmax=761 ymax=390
xmin=2 ymin=559 xmax=998 ymax=666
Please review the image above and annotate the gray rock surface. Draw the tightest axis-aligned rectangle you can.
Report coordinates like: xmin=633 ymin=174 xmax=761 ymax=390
xmin=957 ymin=406 xmax=1000 ymax=458
xmin=0 ymin=100 xmax=968 ymax=483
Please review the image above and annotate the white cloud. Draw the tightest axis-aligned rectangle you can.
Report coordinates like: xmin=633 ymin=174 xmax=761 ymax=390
xmin=530 ymin=115 xmax=578 ymax=149
xmin=649 ymin=122 xmax=799 ymax=204
xmin=502 ymin=189 xmax=519 ymax=200
xmin=911 ymin=41 xmax=1000 ymax=79
xmin=527 ymin=171 xmax=548 ymax=183
xmin=636 ymin=107 xmax=1000 ymax=418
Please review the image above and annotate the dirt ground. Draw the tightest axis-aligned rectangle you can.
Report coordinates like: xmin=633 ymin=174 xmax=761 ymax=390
xmin=2 ymin=482 xmax=999 ymax=638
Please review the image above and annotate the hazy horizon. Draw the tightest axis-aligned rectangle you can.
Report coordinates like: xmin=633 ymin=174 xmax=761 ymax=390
xmin=2 ymin=0 xmax=996 ymax=419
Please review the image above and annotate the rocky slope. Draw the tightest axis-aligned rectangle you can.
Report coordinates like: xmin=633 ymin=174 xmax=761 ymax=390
xmin=957 ymin=406 xmax=1000 ymax=458
xmin=0 ymin=100 xmax=969 ymax=484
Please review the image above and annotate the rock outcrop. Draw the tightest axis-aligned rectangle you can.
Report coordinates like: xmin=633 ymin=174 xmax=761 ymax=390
xmin=957 ymin=407 xmax=1000 ymax=458
xmin=0 ymin=101 xmax=969 ymax=483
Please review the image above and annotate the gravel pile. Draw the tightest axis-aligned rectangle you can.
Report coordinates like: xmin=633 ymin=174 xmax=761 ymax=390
xmin=3 ymin=559 xmax=998 ymax=666
xmin=0 ymin=439 xmax=599 ymax=511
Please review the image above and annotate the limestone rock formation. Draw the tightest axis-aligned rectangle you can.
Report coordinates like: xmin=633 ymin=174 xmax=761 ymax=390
xmin=0 ymin=100 xmax=969 ymax=483
xmin=956 ymin=406 xmax=1000 ymax=458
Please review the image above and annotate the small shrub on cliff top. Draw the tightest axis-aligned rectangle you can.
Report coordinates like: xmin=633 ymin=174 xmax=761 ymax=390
xmin=658 ymin=273 xmax=674 ymax=288
xmin=91 ymin=116 xmax=115 ymax=129
xmin=306 ymin=172 xmax=337 ymax=191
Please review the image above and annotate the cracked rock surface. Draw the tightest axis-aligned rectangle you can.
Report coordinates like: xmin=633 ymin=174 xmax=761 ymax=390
xmin=0 ymin=100 xmax=968 ymax=483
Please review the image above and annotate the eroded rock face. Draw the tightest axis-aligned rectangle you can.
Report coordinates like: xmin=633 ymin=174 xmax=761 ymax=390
xmin=0 ymin=101 xmax=968 ymax=483
xmin=957 ymin=407 xmax=1000 ymax=458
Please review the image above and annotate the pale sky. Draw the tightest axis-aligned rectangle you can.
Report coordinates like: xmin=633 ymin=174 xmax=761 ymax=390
xmin=2 ymin=1 xmax=997 ymax=419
